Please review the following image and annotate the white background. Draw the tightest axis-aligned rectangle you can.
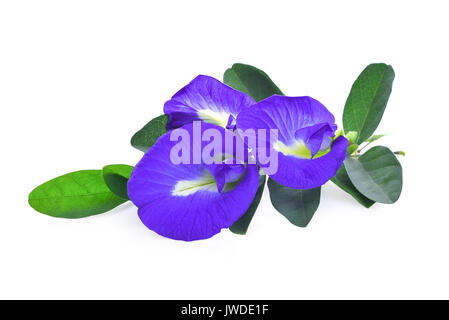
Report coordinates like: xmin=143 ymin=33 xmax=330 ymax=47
xmin=1 ymin=0 xmax=448 ymax=299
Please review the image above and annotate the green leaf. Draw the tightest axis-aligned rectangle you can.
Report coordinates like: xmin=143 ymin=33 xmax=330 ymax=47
xmin=102 ymin=164 xmax=134 ymax=200
xmin=331 ymin=164 xmax=375 ymax=208
xmin=344 ymin=146 xmax=402 ymax=204
xmin=343 ymin=63 xmax=395 ymax=144
xmin=229 ymin=175 xmax=266 ymax=235
xmin=29 ymin=170 xmax=128 ymax=218
xmin=267 ymin=178 xmax=320 ymax=227
xmin=131 ymin=114 xmax=168 ymax=152
xmin=223 ymin=63 xmax=283 ymax=102
xmin=346 ymin=144 xmax=359 ymax=156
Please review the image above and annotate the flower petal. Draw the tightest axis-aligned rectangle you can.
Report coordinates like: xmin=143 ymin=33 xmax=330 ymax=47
xmin=205 ymin=162 xmax=246 ymax=193
xmin=236 ymin=95 xmax=348 ymax=189
xmin=295 ymin=123 xmax=337 ymax=157
xmin=127 ymin=122 xmax=259 ymax=241
xmin=164 ymin=75 xmax=255 ymax=130
xmin=269 ymin=136 xmax=348 ymax=189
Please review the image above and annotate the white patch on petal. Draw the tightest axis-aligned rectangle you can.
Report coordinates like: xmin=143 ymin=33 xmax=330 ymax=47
xmin=197 ymin=109 xmax=230 ymax=128
xmin=172 ymin=171 xmax=218 ymax=196
xmin=273 ymin=140 xmax=312 ymax=159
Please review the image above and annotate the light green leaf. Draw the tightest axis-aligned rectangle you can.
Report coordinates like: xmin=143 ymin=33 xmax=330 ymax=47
xmin=131 ymin=114 xmax=168 ymax=152
xmin=29 ymin=170 xmax=128 ymax=218
xmin=223 ymin=63 xmax=283 ymax=102
xmin=102 ymin=164 xmax=134 ymax=200
xmin=230 ymin=175 xmax=266 ymax=235
xmin=267 ymin=178 xmax=320 ymax=227
xmin=366 ymin=134 xmax=386 ymax=143
xmin=346 ymin=144 xmax=359 ymax=156
xmin=345 ymin=146 xmax=402 ymax=204
xmin=343 ymin=63 xmax=395 ymax=144
xmin=331 ymin=164 xmax=375 ymax=208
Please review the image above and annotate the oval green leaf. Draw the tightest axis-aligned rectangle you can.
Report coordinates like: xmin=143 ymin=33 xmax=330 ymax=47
xmin=229 ymin=175 xmax=266 ymax=235
xmin=102 ymin=164 xmax=134 ymax=200
xmin=267 ymin=178 xmax=320 ymax=228
xmin=131 ymin=114 xmax=168 ymax=152
xmin=29 ymin=170 xmax=128 ymax=218
xmin=223 ymin=63 xmax=283 ymax=102
xmin=345 ymin=146 xmax=402 ymax=204
xmin=343 ymin=63 xmax=395 ymax=144
xmin=331 ymin=163 xmax=375 ymax=208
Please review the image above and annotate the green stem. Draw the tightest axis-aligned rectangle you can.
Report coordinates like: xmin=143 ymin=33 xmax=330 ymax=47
xmin=357 ymin=141 xmax=373 ymax=154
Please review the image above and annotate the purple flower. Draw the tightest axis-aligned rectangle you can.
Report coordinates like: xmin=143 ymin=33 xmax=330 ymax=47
xmin=164 ymin=75 xmax=255 ymax=130
xmin=127 ymin=122 xmax=259 ymax=241
xmin=128 ymin=75 xmax=346 ymax=241
xmin=236 ymin=95 xmax=348 ymax=189
xmin=128 ymin=76 xmax=261 ymax=241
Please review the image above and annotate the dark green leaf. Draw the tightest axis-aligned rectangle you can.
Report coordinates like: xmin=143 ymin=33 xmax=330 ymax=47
xmin=331 ymin=163 xmax=375 ymax=208
xmin=223 ymin=63 xmax=283 ymax=102
xmin=229 ymin=175 xmax=266 ymax=235
xmin=131 ymin=114 xmax=168 ymax=152
xmin=345 ymin=146 xmax=402 ymax=204
xmin=102 ymin=164 xmax=134 ymax=200
xmin=343 ymin=63 xmax=395 ymax=144
xmin=267 ymin=178 xmax=320 ymax=227
xmin=29 ymin=170 xmax=128 ymax=218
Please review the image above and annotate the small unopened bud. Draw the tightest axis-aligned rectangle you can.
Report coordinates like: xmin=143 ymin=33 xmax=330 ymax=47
xmin=345 ymin=131 xmax=358 ymax=144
